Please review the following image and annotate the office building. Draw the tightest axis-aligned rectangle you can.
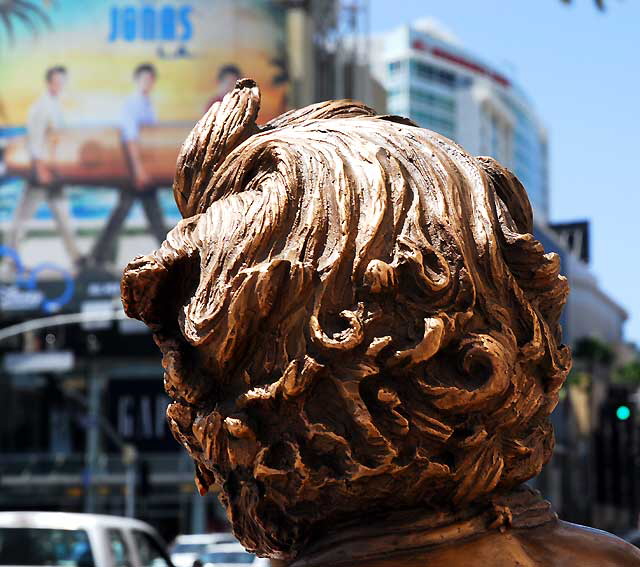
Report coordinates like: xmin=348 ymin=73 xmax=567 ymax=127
xmin=371 ymin=19 xmax=549 ymax=218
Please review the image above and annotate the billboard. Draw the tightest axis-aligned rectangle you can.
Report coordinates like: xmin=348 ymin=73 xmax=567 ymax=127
xmin=0 ymin=0 xmax=288 ymax=315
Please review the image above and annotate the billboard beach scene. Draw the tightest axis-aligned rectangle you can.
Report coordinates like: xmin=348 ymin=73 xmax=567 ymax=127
xmin=0 ymin=0 xmax=288 ymax=315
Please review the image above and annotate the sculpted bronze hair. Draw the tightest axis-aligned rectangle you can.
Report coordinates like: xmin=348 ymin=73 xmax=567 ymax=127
xmin=122 ymin=80 xmax=572 ymax=559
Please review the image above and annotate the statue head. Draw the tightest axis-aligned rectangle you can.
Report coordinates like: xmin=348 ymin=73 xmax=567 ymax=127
xmin=121 ymin=80 xmax=571 ymax=560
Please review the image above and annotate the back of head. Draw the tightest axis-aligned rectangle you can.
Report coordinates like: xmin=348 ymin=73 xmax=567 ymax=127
xmin=122 ymin=80 xmax=571 ymax=560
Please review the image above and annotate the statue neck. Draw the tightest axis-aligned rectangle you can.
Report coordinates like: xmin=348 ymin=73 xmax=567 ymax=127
xmin=290 ymin=486 xmax=557 ymax=567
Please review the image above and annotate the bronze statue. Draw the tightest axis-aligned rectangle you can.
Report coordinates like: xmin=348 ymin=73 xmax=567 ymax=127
xmin=122 ymin=80 xmax=640 ymax=566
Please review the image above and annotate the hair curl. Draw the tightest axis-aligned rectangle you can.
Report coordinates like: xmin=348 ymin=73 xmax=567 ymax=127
xmin=122 ymin=79 xmax=571 ymax=559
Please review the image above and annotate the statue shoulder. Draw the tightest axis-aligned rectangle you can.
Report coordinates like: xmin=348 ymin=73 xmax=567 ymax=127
xmin=516 ymin=520 xmax=640 ymax=566
xmin=330 ymin=521 xmax=640 ymax=567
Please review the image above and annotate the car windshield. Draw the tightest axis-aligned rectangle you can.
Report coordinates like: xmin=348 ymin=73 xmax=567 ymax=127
xmin=0 ymin=527 xmax=95 ymax=566
xmin=201 ymin=551 xmax=255 ymax=564
xmin=172 ymin=543 xmax=209 ymax=553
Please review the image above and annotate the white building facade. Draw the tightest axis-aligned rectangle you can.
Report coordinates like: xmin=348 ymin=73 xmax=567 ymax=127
xmin=371 ymin=22 xmax=549 ymax=218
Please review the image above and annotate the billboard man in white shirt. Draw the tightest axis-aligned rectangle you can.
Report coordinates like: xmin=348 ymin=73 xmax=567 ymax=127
xmin=6 ymin=66 xmax=81 ymax=268
xmin=89 ymin=63 xmax=167 ymax=269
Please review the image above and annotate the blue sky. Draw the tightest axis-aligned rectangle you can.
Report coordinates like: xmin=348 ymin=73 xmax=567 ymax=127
xmin=370 ymin=0 xmax=640 ymax=345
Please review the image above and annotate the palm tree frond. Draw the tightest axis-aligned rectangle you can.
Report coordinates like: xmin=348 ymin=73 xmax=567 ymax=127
xmin=11 ymin=7 xmax=40 ymax=36
xmin=13 ymin=0 xmax=52 ymax=26
xmin=561 ymin=0 xmax=608 ymax=9
xmin=0 ymin=11 xmax=16 ymax=45
xmin=0 ymin=0 xmax=56 ymax=45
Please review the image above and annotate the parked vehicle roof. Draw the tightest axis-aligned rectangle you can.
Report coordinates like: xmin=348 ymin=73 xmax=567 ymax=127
xmin=0 ymin=511 xmax=158 ymax=533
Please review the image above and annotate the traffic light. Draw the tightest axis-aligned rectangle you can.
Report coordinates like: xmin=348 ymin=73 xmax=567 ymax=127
xmin=594 ymin=385 xmax=638 ymax=517
xmin=616 ymin=404 xmax=631 ymax=421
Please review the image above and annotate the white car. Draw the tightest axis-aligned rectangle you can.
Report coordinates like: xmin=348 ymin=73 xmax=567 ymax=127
xmin=170 ymin=533 xmax=237 ymax=567
xmin=0 ymin=511 xmax=173 ymax=567
xmin=197 ymin=543 xmax=264 ymax=567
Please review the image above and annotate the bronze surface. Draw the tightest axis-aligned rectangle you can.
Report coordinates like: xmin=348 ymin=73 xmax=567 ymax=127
xmin=122 ymin=79 xmax=640 ymax=565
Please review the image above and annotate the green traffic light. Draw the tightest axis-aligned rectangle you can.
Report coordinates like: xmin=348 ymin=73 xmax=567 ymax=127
xmin=616 ymin=405 xmax=631 ymax=421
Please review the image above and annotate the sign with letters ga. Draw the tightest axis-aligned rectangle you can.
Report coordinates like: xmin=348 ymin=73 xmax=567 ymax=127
xmin=106 ymin=377 xmax=177 ymax=453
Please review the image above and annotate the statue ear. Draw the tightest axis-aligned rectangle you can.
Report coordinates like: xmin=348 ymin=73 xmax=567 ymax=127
xmin=173 ymin=79 xmax=261 ymax=218
xmin=122 ymin=215 xmax=202 ymax=330
xmin=121 ymin=254 xmax=172 ymax=330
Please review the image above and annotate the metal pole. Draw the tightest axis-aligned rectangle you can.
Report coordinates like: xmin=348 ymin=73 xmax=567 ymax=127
xmin=84 ymin=335 xmax=102 ymax=513
xmin=126 ymin=465 xmax=137 ymax=518
xmin=363 ymin=0 xmax=372 ymax=106
xmin=123 ymin=444 xmax=138 ymax=518
xmin=191 ymin=488 xmax=206 ymax=533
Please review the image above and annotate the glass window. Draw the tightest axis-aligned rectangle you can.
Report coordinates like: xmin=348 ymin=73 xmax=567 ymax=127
xmin=107 ymin=529 xmax=132 ymax=567
xmin=132 ymin=530 xmax=170 ymax=567
xmin=0 ymin=527 xmax=95 ymax=566
xmin=200 ymin=551 xmax=256 ymax=564
xmin=410 ymin=60 xmax=456 ymax=88
xmin=171 ymin=543 xmax=208 ymax=554
xmin=410 ymin=88 xmax=455 ymax=112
